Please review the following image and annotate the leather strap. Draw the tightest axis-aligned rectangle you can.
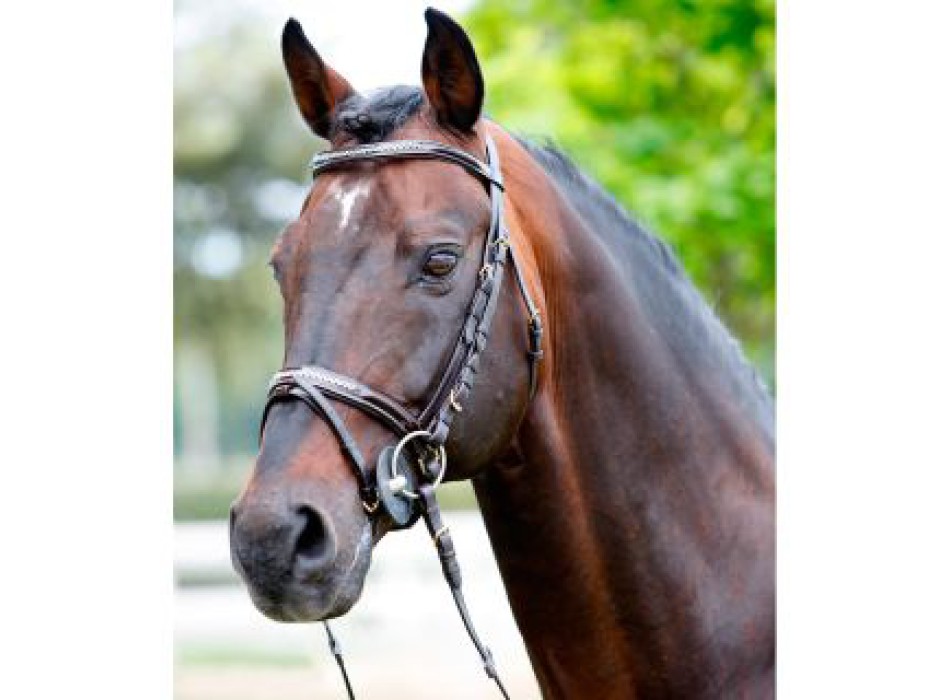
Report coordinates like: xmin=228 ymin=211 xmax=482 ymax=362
xmin=511 ymin=252 xmax=544 ymax=397
xmin=311 ymin=139 xmax=505 ymax=191
xmin=269 ymin=366 xmax=419 ymax=436
xmin=261 ymin=379 xmax=380 ymax=514
xmin=323 ymin=622 xmax=355 ymax=700
xmin=420 ymin=483 xmax=511 ymax=700
xmin=418 ymin=135 xmax=512 ymax=444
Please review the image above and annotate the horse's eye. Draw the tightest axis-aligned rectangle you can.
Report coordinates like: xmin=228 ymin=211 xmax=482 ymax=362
xmin=423 ymin=251 xmax=459 ymax=278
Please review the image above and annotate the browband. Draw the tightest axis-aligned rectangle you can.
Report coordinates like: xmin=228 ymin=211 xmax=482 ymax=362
xmin=310 ymin=138 xmax=505 ymax=191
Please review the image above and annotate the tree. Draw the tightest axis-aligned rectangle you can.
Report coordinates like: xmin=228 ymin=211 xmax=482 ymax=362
xmin=466 ymin=0 xmax=775 ymax=383
xmin=175 ymin=17 xmax=312 ymax=460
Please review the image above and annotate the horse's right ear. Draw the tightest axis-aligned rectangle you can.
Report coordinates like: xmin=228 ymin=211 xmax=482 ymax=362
xmin=281 ymin=18 xmax=356 ymax=139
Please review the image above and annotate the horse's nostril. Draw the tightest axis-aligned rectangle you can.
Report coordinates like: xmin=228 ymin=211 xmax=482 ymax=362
xmin=292 ymin=505 xmax=336 ymax=577
xmin=295 ymin=506 xmax=326 ymax=557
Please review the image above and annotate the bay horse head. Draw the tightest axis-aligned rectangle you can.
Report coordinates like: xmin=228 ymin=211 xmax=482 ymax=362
xmin=229 ymin=9 xmax=539 ymax=623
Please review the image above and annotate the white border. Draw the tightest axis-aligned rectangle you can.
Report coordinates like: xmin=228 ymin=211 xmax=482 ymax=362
xmin=780 ymin=1 xmax=950 ymax=695
xmin=4 ymin=0 xmax=950 ymax=696
xmin=1 ymin=1 xmax=172 ymax=697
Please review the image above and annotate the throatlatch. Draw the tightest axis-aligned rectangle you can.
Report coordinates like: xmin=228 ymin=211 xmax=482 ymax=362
xmin=260 ymin=134 xmax=540 ymax=699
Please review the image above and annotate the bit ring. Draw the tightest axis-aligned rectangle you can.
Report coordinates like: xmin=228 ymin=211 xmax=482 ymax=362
xmin=389 ymin=430 xmax=447 ymax=499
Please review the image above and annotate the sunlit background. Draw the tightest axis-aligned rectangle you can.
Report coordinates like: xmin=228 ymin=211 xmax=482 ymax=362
xmin=174 ymin=0 xmax=774 ymax=697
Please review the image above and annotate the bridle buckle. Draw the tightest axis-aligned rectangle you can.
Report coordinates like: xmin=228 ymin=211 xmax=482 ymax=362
xmin=449 ymin=388 xmax=463 ymax=413
xmin=361 ymin=497 xmax=380 ymax=515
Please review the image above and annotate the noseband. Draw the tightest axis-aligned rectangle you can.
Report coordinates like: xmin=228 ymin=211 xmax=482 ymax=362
xmin=259 ymin=134 xmax=542 ymax=699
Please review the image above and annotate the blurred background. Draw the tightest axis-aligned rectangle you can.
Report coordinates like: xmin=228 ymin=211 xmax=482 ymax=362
xmin=174 ymin=0 xmax=774 ymax=697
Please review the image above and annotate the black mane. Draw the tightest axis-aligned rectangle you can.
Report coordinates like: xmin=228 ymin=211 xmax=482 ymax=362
xmin=517 ymin=138 xmax=687 ymax=278
xmin=518 ymin=138 xmax=774 ymax=427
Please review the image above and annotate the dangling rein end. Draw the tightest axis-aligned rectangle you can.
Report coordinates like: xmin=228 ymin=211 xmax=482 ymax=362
xmin=418 ymin=483 xmax=511 ymax=699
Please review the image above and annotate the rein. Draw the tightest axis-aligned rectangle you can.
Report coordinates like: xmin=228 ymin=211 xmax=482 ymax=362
xmin=259 ymin=134 xmax=542 ymax=699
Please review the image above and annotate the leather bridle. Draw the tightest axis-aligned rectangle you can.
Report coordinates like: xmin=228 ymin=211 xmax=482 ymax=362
xmin=258 ymin=134 xmax=542 ymax=699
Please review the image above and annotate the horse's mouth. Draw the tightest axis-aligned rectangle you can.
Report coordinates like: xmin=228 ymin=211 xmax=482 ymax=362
xmin=242 ymin=524 xmax=373 ymax=623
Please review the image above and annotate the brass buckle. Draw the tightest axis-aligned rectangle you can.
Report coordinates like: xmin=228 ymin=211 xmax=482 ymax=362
xmin=362 ymin=497 xmax=380 ymax=515
xmin=449 ymin=388 xmax=463 ymax=413
xmin=432 ymin=524 xmax=449 ymax=544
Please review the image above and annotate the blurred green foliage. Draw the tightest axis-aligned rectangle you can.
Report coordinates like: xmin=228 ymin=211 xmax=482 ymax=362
xmin=174 ymin=0 xmax=774 ymax=486
xmin=467 ymin=0 xmax=775 ymax=380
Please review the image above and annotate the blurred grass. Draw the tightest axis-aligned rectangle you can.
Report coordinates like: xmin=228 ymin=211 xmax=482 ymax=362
xmin=174 ymin=460 xmax=478 ymax=521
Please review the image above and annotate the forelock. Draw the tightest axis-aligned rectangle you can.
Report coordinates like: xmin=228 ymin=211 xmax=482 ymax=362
xmin=330 ymin=86 xmax=425 ymax=143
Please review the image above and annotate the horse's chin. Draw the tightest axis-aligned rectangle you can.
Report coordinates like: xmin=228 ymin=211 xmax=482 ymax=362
xmin=249 ymin=578 xmax=363 ymax=622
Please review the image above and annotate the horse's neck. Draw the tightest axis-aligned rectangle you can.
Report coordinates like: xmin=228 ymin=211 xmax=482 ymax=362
xmin=473 ymin=133 xmax=775 ymax=698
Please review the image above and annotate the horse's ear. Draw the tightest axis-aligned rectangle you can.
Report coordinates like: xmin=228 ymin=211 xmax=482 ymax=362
xmin=281 ymin=18 xmax=356 ymax=139
xmin=421 ymin=8 xmax=484 ymax=133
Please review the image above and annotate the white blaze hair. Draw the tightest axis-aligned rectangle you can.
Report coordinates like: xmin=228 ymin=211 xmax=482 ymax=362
xmin=328 ymin=180 xmax=371 ymax=230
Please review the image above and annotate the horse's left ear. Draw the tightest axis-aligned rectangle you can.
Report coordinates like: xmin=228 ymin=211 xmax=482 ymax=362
xmin=421 ymin=8 xmax=484 ymax=133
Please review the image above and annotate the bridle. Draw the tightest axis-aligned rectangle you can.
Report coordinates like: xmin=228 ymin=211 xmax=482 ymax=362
xmin=259 ymin=134 xmax=543 ymax=699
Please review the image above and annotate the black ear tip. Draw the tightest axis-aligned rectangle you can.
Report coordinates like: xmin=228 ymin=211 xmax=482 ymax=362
xmin=283 ymin=18 xmax=304 ymax=42
xmin=282 ymin=18 xmax=318 ymax=59
xmin=424 ymin=7 xmax=452 ymax=28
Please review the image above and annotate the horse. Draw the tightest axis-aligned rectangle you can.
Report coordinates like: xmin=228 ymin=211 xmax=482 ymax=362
xmin=229 ymin=8 xmax=775 ymax=699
